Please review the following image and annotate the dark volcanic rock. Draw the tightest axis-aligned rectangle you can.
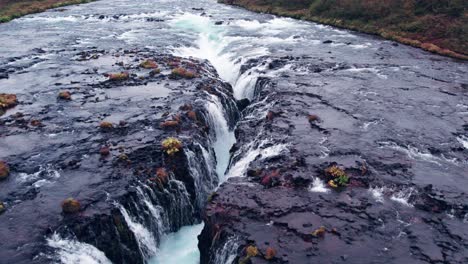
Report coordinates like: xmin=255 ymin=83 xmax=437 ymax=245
xmin=0 ymin=50 xmax=238 ymax=264
xmin=199 ymin=55 xmax=468 ymax=264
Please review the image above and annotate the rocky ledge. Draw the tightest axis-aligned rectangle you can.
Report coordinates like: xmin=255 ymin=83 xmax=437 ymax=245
xmin=0 ymin=49 xmax=238 ymax=263
xmin=199 ymin=56 xmax=468 ymax=264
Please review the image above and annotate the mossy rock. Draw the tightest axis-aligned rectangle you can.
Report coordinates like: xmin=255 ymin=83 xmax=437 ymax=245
xmin=61 ymin=198 xmax=81 ymax=214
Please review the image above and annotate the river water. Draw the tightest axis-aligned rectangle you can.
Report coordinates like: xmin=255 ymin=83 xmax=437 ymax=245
xmin=0 ymin=0 xmax=467 ymax=263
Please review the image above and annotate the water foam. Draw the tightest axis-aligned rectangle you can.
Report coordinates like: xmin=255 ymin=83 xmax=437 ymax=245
xmin=379 ymin=141 xmax=458 ymax=165
xmin=457 ymin=135 xmax=468 ymax=149
xmin=47 ymin=233 xmax=112 ymax=264
xmin=309 ymin=177 xmax=329 ymax=193
xmin=368 ymin=186 xmax=386 ymax=203
xmin=227 ymin=140 xmax=288 ymax=178
xmin=205 ymin=94 xmax=236 ymax=182
xmin=390 ymin=188 xmax=415 ymax=207
xmin=149 ymin=224 xmax=204 ymax=264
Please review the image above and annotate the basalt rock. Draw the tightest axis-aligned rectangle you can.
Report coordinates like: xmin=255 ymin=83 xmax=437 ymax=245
xmin=0 ymin=50 xmax=238 ymax=264
xmin=200 ymin=55 xmax=468 ymax=264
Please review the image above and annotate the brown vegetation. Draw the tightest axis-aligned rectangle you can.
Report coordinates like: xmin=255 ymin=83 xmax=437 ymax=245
xmin=61 ymin=198 xmax=81 ymax=214
xmin=0 ymin=93 xmax=18 ymax=115
xmin=58 ymin=91 xmax=72 ymax=100
xmin=170 ymin=68 xmax=197 ymax=79
xmin=0 ymin=161 xmax=10 ymax=180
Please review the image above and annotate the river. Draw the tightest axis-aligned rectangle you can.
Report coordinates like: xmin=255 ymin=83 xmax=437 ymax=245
xmin=0 ymin=0 xmax=467 ymax=263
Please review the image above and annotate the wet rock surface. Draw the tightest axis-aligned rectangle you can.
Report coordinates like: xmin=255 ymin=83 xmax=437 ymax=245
xmin=200 ymin=54 xmax=468 ymax=264
xmin=0 ymin=0 xmax=467 ymax=263
xmin=0 ymin=50 xmax=237 ymax=263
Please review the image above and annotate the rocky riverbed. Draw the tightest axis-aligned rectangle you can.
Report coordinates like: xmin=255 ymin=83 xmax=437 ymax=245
xmin=0 ymin=49 xmax=239 ymax=263
xmin=0 ymin=0 xmax=467 ymax=263
xmin=200 ymin=56 xmax=468 ymax=264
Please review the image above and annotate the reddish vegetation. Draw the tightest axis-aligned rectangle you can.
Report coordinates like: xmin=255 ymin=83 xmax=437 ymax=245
xmin=139 ymin=59 xmax=158 ymax=69
xmin=61 ymin=198 xmax=81 ymax=214
xmin=170 ymin=67 xmax=197 ymax=79
xmin=108 ymin=72 xmax=129 ymax=81
xmin=0 ymin=161 xmax=10 ymax=180
xmin=155 ymin=167 xmax=169 ymax=184
xmin=99 ymin=146 xmax=110 ymax=156
xmin=30 ymin=119 xmax=42 ymax=126
xmin=99 ymin=121 xmax=114 ymax=130
xmin=160 ymin=120 xmax=179 ymax=129
xmin=307 ymin=114 xmax=319 ymax=122
xmin=187 ymin=111 xmax=197 ymax=121
xmin=265 ymin=247 xmax=277 ymax=260
xmin=58 ymin=91 xmax=72 ymax=100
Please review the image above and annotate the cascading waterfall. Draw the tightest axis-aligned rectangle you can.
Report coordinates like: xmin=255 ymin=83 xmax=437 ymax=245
xmin=204 ymin=94 xmax=236 ymax=181
xmin=47 ymin=11 xmax=289 ymax=264
xmin=152 ymin=12 xmax=268 ymax=264
xmin=172 ymin=13 xmax=269 ymax=100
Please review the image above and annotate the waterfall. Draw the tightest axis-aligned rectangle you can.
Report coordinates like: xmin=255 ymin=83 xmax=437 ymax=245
xmin=205 ymin=94 xmax=236 ymax=182
xmin=172 ymin=13 xmax=269 ymax=100
xmin=137 ymin=186 xmax=168 ymax=239
xmin=117 ymin=203 xmax=158 ymax=259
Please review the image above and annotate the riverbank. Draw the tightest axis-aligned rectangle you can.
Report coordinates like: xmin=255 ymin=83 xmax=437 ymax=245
xmin=0 ymin=0 xmax=96 ymax=23
xmin=219 ymin=0 xmax=468 ymax=60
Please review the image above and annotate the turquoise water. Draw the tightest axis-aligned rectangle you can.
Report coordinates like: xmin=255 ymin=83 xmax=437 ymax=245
xmin=149 ymin=224 xmax=204 ymax=264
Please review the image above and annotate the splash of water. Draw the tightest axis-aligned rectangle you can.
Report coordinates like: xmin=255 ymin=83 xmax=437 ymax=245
xmin=150 ymin=224 xmax=204 ymax=264
xmin=309 ymin=177 xmax=329 ymax=193
xmin=47 ymin=233 xmax=112 ymax=264
xmin=227 ymin=140 xmax=288 ymax=178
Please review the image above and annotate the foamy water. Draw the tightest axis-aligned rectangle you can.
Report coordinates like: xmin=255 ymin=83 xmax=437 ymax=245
xmin=47 ymin=234 xmax=112 ymax=264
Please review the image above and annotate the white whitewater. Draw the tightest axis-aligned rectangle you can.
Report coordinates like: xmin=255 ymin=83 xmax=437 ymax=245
xmin=151 ymin=224 xmax=204 ymax=264
xmin=47 ymin=233 xmax=112 ymax=264
xmin=205 ymin=94 xmax=236 ymax=182
xmin=118 ymin=204 xmax=158 ymax=259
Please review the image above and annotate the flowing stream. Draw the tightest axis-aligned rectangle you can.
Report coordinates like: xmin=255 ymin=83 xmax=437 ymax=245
xmin=1 ymin=0 xmax=467 ymax=263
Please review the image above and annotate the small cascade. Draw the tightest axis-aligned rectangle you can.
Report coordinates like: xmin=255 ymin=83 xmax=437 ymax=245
xmin=117 ymin=203 xmax=158 ymax=259
xmin=204 ymin=94 xmax=237 ymax=181
xmin=47 ymin=233 xmax=113 ymax=264
xmin=212 ymin=237 xmax=240 ymax=264
xmin=137 ymin=186 xmax=169 ymax=239
xmin=226 ymin=139 xmax=288 ymax=178
xmin=185 ymin=146 xmax=218 ymax=208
